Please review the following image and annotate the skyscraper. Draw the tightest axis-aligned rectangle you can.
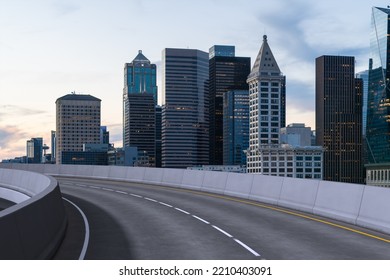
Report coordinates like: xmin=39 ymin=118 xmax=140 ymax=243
xmin=123 ymin=94 xmax=156 ymax=166
xmin=155 ymin=105 xmax=162 ymax=168
xmin=246 ymin=35 xmax=286 ymax=173
xmin=123 ymin=50 xmax=157 ymax=166
xmin=26 ymin=137 xmax=43 ymax=163
xmin=223 ymin=90 xmax=249 ymax=166
xmin=124 ymin=50 xmax=158 ymax=104
xmin=316 ymin=55 xmax=363 ymax=183
xmin=366 ymin=7 xmax=390 ymax=164
xmin=161 ymin=48 xmax=209 ymax=168
xmin=51 ymin=130 xmax=56 ymax=163
xmin=56 ymin=93 xmax=101 ymax=164
xmin=208 ymin=45 xmax=251 ymax=165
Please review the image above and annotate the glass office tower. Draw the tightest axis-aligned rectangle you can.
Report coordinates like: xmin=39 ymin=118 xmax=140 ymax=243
xmin=316 ymin=55 xmax=363 ymax=183
xmin=223 ymin=90 xmax=249 ymax=166
xmin=161 ymin=48 xmax=209 ymax=168
xmin=367 ymin=7 xmax=390 ymax=164
xmin=209 ymin=46 xmax=250 ymax=165
xmin=123 ymin=50 xmax=157 ymax=166
xmin=26 ymin=137 xmax=43 ymax=163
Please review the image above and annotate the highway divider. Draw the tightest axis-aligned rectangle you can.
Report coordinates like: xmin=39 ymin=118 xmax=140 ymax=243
xmin=1 ymin=163 xmax=390 ymax=235
xmin=0 ymin=167 xmax=66 ymax=259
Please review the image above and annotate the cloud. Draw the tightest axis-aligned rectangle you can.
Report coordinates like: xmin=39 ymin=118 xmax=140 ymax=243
xmin=0 ymin=126 xmax=29 ymax=160
xmin=51 ymin=1 xmax=80 ymax=17
xmin=0 ymin=105 xmax=47 ymax=122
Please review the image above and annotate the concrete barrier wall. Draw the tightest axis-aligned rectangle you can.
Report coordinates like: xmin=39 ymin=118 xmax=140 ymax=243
xmin=2 ymin=163 xmax=390 ymax=236
xmin=0 ymin=168 xmax=67 ymax=259
xmin=278 ymin=177 xmax=320 ymax=213
xmin=357 ymin=185 xmax=390 ymax=233
xmin=313 ymin=181 xmax=365 ymax=224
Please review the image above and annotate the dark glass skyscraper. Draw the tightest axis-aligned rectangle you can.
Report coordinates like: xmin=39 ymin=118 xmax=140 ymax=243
xmin=316 ymin=55 xmax=363 ymax=183
xmin=366 ymin=7 xmax=390 ymax=164
xmin=162 ymin=48 xmax=209 ymax=168
xmin=123 ymin=50 xmax=157 ymax=166
xmin=223 ymin=90 xmax=249 ymax=166
xmin=26 ymin=137 xmax=43 ymax=163
xmin=209 ymin=45 xmax=250 ymax=165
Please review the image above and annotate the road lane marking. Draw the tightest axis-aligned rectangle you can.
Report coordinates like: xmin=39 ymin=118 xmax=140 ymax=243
xmin=115 ymin=190 xmax=128 ymax=195
xmin=159 ymin=202 xmax=173 ymax=208
xmin=61 ymin=179 xmax=264 ymax=257
xmin=234 ymin=238 xmax=261 ymax=257
xmin=89 ymin=186 xmax=101 ymax=190
xmin=62 ymin=197 xmax=90 ymax=260
xmin=192 ymin=215 xmax=210 ymax=224
xmin=212 ymin=225 xmax=233 ymax=238
xmin=144 ymin=197 xmax=158 ymax=203
xmin=149 ymin=186 xmax=390 ymax=244
xmin=174 ymin=207 xmax=190 ymax=215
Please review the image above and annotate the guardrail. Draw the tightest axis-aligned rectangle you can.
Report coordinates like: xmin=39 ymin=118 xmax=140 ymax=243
xmin=1 ymin=163 xmax=390 ymax=236
xmin=0 ymin=168 xmax=67 ymax=259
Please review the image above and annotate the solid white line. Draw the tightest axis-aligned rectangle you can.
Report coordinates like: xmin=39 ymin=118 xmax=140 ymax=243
xmin=192 ymin=215 xmax=210 ymax=224
xmin=144 ymin=197 xmax=158 ymax=203
xmin=62 ymin=197 xmax=90 ymax=260
xmin=212 ymin=225 xmax=233 ymax=238
xmin=115 ymin=190 xmax=128 ymax=195
xmin=159 ymin=202 xmax=173 ymax=208
xmin=234 ymin=238 xmax=261 ymax=257
xmin=174 ymin=207 xmax=190 ymax=215
xmin=130 ymin=193 xmax=142 ymax=198
xmin=102 ymin=187 xmax=114 ymax=192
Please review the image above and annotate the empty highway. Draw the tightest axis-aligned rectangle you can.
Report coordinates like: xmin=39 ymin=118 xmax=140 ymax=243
xmin=54 ymin=177 xmax=390 ymax=260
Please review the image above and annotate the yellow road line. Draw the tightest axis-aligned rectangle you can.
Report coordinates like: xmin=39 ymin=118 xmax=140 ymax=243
xmin=147 ymin=184 xmax=390 ymax=244
xmin=61 ymin=177 xmax=390 ymax=244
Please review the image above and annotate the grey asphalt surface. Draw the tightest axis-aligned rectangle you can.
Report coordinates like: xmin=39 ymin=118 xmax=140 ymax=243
xmin=55 ymin=177 xmax=390 ymax=260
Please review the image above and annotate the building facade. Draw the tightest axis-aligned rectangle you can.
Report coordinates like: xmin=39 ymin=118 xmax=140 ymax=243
xmin=123 ymin=51 xmax=157 ymax=167
xmin=223 ymin=90 xmax=249 ymax=166
xmin=155 ymin=105 xmax=162 ymax=168
xmin=316 ymin=55 xmax=363 ymax=183
xmin=161 ymin=48 xmax=209 ymax=168
xmin=280 ymin=123 xmax=312 ymax=147
xmin=366 ymin=7 xmax=390 ymax=164
xmin=26 ymin=137 xmax=43 ymax=163
xmin=246 ymin=35 xmax=286 ymax=174
xmin=55 ymin=94 xmax=101 ymax=164
xmin=123 ymin=93 xmax=155 ymax=166
xmin=249 ymin=145 xmax=323 ymax=179
xmin=209 ymin=45 xmax=250 ymax=165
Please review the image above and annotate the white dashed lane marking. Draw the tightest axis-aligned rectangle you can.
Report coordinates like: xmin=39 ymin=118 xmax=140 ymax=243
xmin=159 ymin=202 xmax=173 ymax=208
xmin=67 ymin=182 xmax=262 ymax=258
xmin=192 ymin=215 xmax=210 ymax=224
xmin=174 ymin=207 xmax=190 ymax=215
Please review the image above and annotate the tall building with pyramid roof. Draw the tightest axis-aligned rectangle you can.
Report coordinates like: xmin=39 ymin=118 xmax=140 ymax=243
xmin=246 ymin=36 xmax=323 ymax=179
xmin=246 ymin=35 xmax=286 ymax=173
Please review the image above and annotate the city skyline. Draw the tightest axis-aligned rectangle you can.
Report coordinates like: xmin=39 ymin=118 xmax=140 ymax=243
xmin=0 ymin=0 xmax=384 ymax=161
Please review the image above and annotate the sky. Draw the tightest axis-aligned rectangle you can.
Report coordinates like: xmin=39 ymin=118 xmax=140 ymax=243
xmin=0 ymin=0 xmax=386 ymax=161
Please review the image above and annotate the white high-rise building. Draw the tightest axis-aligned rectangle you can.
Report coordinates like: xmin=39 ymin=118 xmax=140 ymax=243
xmin=246 ymin=36 xmax=323 ymax=178
xmin=246 ymin=35 xmax=286 ymax=173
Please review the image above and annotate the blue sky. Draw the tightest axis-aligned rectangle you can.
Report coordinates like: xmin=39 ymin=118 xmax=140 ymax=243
xmin=0 ymin=0 xmax=386 ymax=160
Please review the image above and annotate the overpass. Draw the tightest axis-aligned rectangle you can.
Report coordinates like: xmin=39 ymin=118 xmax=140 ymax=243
xmin=1 ymin=163 xmax=390 ymax=259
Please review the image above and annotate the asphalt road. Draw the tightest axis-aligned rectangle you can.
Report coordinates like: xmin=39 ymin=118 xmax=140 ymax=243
xmin=54 ymin=177 xmax=390 ymax=260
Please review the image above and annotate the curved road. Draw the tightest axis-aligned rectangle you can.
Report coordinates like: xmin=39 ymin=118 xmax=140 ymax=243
xmin=54 ymin=177 xmax=390 ymax=260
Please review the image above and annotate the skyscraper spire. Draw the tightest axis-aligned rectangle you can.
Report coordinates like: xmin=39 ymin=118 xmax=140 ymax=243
xmin=248 ymin=35 xmax=281 ymax=81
